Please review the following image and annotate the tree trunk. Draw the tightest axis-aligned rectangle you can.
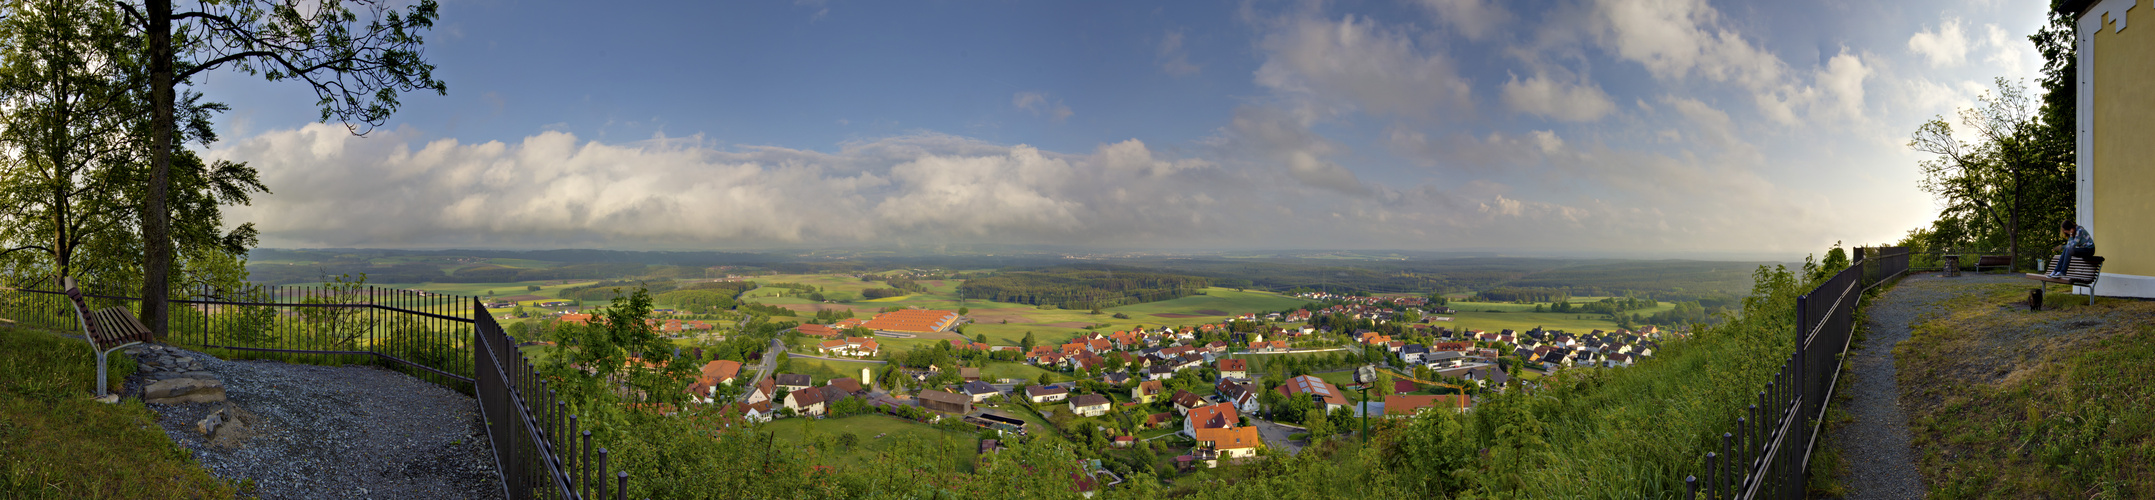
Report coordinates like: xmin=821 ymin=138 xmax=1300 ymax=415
xmin=143 ymin=0 xmax=173 ymax=339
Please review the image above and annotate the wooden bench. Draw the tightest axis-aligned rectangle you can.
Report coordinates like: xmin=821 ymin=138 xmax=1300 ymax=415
xmin=61 ymin=277 xmax=156 ymax=397
xmin=2024 ymin=256 xmax=2104 ymax=307
xmin=1972 ymin=255 xmax=2012 ymax=272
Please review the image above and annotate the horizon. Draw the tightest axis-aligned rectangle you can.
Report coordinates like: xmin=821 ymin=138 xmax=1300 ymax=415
xmin=192 ymin=0 xmax=2047 ymax=254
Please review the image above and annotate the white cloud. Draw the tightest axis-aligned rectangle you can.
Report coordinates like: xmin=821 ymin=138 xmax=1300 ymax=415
xmin=1500 ymin=73 xmax=1617 ymax=122
xmin=1908 ymin=18 xmax=1971 ymax=67
xmin=211 ymin=125 xmax=1256 ymax=248
xmin=1252 ymin=12 xmax=1472 ymax=119
xmin=1594 ymin=0 xmax=1784 ymax=90
xmin=1157 ymin=30 xmax=1200 ymax=77
xmin=1012 ymin=92 xmax=1074 ymax=122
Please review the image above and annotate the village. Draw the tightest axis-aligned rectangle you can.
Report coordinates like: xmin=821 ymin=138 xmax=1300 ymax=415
xmin=664 ymin=296 xmax=1669 ymax=486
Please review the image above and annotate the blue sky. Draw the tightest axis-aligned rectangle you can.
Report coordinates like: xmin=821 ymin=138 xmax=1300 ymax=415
xmin=199 ymin=0 xmax=2056 ymax=257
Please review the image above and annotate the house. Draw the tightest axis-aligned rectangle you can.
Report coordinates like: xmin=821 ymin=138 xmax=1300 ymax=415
xmin=1217 ymin=358 xmax=1249 ymax=380
xmin=1398 ymin=344 xmax=1430 ymax=364
xmin=1112 ymin=435 xmax=1136 ymax=448
xmin=724 ymin=401 xmax=773 ymax=423
xmin=1192 ymin=427 xmax=1264 ymax=460
xmin=1423 ymin=351 xmax=1467 ymax=368
xmin=1215 ymin=379 xmax=1263 ymax=414
xmin=1143 ymin=412 xmax=1175 ymax=429
xmin=1277 ymin=374 xmax=1350 ymax=411
xmin=700 ymin=360 xmax=742 ymax=386
xmin=962 ymin=381 xmax=1001 ymax=402
xmin=774 ymin=374 xmax=812 ymax=392
xmin=745 ymin=377 xmax=777 ymax=405
xmin=795 ymin=323 xmax=843 ymax=339
xmin=818 ymin=385 xmax=851 ymax=407
xmin=827 ymin=377 xmax=864 ymax=394
xmin=1170 ymin=390 xmax=1207 ymax=415
xmin=1102 ymin=372 xmax=1132 ymax=386
xmin=960 ymin=367 xmax=982 ymax=382
xmin=2052 ymin=0 xmax=2153 ymax=297
xmin=918 ymin=389 xmax=973 ymax=414
xmin=1143 ymin=365 xmax=1176 ymax=381
xmin=1384 ymin=394 xmax=1470 ymax=417
xmin=1025 ymin=384 xmax=1070 ymax=403
xmin=1132 ymin=380 xmax=1166 ymax=404
xmin=784 ymin=387 xmax=826 ymax=416
xmin=1069 ymin=394 xmax=1112 ymax=417
xmin=1182 ymin=403 xmax=1241 ymax=437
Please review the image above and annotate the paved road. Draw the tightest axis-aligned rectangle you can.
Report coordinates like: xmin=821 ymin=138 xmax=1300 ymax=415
xmin=738 ymin=337 xmax=783 ymax=402
xmin=1249 ymin=418 xmax=1308 ymax=455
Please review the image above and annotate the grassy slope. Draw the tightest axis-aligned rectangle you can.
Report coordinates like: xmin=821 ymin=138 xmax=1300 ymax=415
xmin=0 ymin=327 xmax=239 ymax=499
xmin=1895 ymin=284 xmax=2155 ymax=498
xmin=758 ymin=414 xmax=978 ymax=472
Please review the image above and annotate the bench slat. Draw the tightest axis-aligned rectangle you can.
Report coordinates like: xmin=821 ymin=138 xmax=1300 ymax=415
xmin=86 ymin=307 xmax=152 ymax=347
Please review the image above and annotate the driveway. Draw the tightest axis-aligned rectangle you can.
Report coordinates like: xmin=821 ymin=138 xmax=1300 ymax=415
xmin=1249 ymin=418 xmax=1308 ymax=455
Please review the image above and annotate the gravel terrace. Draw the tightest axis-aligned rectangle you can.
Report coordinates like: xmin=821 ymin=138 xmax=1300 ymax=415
xmin=127 ymin=345 xmax=503 ymax=500
xmin=1828 ymin=272 xmax=2020 ymax=499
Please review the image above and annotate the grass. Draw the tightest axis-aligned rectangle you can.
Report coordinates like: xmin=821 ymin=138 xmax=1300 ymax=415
xmin=758 ymin=414 xmax=978 ymax=472
xmin=0 ymin=326 xmax=240 ymax=499
xmin=1893 ymin=283 xmax=2155 ymax=498
xmin=976 ymin=361 xmax=1053 ymax=383
xmin=786 ymin=357 xmax=884 ymax=385
xmin=374 ymin=280 xmax=601 ymax=306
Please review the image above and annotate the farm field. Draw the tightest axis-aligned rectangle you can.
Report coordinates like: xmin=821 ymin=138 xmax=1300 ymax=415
xmin=375 ymin=280 xmax=601 ymax=305
xmin=757 ymin=415 xmax=979 ymax=472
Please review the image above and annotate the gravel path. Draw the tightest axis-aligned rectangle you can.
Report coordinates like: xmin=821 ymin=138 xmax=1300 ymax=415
xmin=128 ymin=346 xmax=503 ymax=500
xmin=1830 ymin=272 xmax=2021 ymax=499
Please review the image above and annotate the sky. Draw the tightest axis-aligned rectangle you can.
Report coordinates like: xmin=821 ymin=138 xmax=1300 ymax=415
xmin=194 ymin=0 xmax=2056 ymax=258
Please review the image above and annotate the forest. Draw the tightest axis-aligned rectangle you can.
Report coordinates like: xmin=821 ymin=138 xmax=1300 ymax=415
xmin=956 ymin=267 xmax=1210 ymax=310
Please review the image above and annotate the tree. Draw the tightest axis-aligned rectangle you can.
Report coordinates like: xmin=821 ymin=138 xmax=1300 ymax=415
xmin=122 ymin=0 xmax=448 ymax=337
xmin=1303 ymin=408 xmax=1332 ymax=440
xmin=0 ymin=0 xmax=263 ymax=292
xmin=1909 ymin=77 xmax=2074 ymax=271
xmin=958 ymin=306 xmax=969 ymax=316
xmin=1020 ymin=331 xmax=1036 ymax=353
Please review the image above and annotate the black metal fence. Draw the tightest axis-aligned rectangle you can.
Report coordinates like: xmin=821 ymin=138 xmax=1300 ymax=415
xmin=0 ymin=282 xmax=477 ymax=391
xmin=475 ymin=299 xmax=637 ymax=500
xmin=0 ymin=281 xmax=635 ymax=499
xmin=1686 ymin=247 xmax=1909 ymax=499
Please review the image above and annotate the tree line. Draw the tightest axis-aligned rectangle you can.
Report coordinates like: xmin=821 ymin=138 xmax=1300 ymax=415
xmin=957 ymin=268 xmax=1209 ymax=310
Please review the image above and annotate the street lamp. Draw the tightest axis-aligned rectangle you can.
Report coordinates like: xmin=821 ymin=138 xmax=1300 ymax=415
xmin=1353 ymin=364 xmax=1376 ymax=444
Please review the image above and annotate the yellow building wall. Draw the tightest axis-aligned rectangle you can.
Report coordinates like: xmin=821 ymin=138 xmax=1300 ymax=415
xmin=2092 ymin=10 xmax=2155 ymax=278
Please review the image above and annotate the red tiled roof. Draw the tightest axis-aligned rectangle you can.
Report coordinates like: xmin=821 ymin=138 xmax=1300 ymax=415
xmin=861 ymin=309 xmax=959 ymax=333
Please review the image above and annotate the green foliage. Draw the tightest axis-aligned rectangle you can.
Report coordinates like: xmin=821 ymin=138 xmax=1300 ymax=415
xmin=1909 ymin=78 xmax=2075 ymax=270
xmin=958 ymin=267 xmax=1210 ymax=310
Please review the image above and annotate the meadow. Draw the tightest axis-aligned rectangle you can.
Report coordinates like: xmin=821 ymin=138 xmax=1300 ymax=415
xmin=757 ymin=414 xmax=979 ymax=472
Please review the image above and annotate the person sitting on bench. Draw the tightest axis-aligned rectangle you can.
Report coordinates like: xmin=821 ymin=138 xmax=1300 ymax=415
xmin=2047 ymin=220 xmax=2095 ymax=279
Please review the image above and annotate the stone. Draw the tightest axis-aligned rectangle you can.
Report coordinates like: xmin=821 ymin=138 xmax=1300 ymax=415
xmin=198 ymin=402 xmax=259 ymax=449
xmin=94 ymin=394 xmax=119 ymax=404
xmin=145 ymin=377 xmax=225 ymax=404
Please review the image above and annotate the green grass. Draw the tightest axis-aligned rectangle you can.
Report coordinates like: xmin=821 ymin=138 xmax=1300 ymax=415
xmin=1894 ymin=284 xmax=2155 ymax=498
xmin=787 ymin=357 xmax=884 ymax=385
xmin=977 ymin=361 xmax=1053 ymax=383
xmin=758 ymin=414 xmax=978 ymax=472
xmin=0 ymin=326 xmax=240 ymax=499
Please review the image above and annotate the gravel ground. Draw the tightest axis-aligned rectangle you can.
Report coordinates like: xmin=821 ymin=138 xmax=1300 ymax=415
xmin=128 ymin=346 xmax=503 ymax=500
xmin=1828 ymin=272 xmax=2020 ymax=499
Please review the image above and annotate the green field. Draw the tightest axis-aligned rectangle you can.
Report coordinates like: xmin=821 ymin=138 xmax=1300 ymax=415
xmin=758 ymin=415 xmax=978 ymax=472
xmin=375 ymin=280 xmax=600 ymax=305
xmin=788 ymin=357 xmax=885 ymax=384
xmin=958 ymin=287 xmax=1309 ymax=347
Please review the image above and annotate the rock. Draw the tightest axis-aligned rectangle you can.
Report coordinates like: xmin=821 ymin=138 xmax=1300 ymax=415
xmin=94 ymin=394 xmax=119 ymax=404
xmin=197 ymin=411 xmax=225 ymax=435
xmin=145 ymin=377 xmax=225 ymax=404
xmin=199 ymin=402 xmax=259 ymax=449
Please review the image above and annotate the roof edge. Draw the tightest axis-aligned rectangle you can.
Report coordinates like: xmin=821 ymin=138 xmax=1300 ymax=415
xmin=2058 ymin=0 xmax=2095 ymax=17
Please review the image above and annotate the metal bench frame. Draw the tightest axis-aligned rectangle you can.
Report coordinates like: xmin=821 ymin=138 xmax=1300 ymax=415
xmin=2025 ymin=256 xmax=2104 ymax=306
xmin=61 ymin=277 xmax=156 ymax=397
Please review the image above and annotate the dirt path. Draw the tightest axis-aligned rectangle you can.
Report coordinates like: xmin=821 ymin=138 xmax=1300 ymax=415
xmin=1828 ymin=272 xmax=2019 ymax=498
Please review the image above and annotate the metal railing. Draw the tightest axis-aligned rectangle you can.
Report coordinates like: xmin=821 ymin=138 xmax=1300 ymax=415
xmin=1 ymin=282 xmax=477 ymax=390
xmin=0 ymin=281 xmax=636 ymax=500
xmin=1685 ymin=247 xmax=1909 ymax=499
xmin=475 ymin=299 xmax=637 ymax=500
